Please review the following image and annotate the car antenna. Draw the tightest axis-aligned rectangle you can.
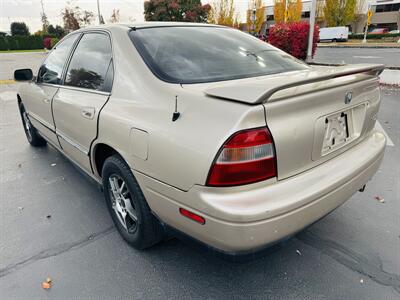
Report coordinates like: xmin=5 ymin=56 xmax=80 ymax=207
xmin=172 ymin=95 xmax=181 ymax=122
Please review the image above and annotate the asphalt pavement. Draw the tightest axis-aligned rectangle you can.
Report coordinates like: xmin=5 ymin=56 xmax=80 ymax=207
xmin=0 ymin=52 xmax=399 ymax=299
xmin=0 ymin=52 xmax=45 ymax=81
xmin=314 ymin=47 xmax=400 ymax=68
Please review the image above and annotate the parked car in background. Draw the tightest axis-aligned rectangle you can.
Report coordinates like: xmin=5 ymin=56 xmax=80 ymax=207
xmin=369 ymin=28 xmax=389 ymax=34
xmin=319 ymin=26 xmax=349 ymax=42
xmin=14 ymin=23 xmax=386 ymax=254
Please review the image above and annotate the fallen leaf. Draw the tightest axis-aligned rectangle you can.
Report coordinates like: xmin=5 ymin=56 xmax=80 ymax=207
xmin=41 ymin=282 xmax=51 ymax=289
xmin=296 ymin=249 xmax=302 ymax=256
xmin=374 ymin=196 xmax=385 ymax=203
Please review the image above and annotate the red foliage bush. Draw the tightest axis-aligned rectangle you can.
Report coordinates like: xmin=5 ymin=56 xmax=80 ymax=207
xmin=43 ymin=37 xmax=51 ymax=50
xmin=43 ymin=36 xmax=59 ymax=50
xmin=268 ymin=22 xmax=319 ymax=60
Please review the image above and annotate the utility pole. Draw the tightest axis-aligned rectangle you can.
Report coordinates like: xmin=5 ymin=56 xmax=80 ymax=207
xmin=398 ymin=9 xmax=400 ymax=43
xmin=40 ymin=0 xmax=47 ymax=32
xmin=40 ymin=0 xmax=45 ymax=16
xmin=306 ymin=0 xmax=317 ymax=62
xmin=97 ymin=0 xmax=102 ymax=25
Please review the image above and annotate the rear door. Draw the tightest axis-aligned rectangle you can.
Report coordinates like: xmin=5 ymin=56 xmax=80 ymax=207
xmin=26 ymin=34 xmax=79 ymax=146
xmin=52 ymin=32 xmax=113 ymax=173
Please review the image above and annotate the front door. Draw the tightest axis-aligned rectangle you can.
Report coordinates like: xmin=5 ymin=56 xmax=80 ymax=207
xmin=52 ymin=32 xmax=113 ymax=173
xmin=26 ymin=34 xmax=80 ymax=146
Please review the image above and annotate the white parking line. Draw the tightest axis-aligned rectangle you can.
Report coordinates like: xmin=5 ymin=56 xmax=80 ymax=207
xmin=353 ymin=56 xmax=382 ymax=59
xmin=375 ymin=121 xmax=395 ymax=146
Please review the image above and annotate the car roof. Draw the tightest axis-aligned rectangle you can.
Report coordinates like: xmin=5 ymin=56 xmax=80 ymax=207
xmin=74 ymin=22 xmax=223 ymax=33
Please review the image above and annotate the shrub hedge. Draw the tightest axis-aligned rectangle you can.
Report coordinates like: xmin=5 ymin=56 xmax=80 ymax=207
xmin=268 ymin=22 xmax=319 ymax=60
xmin=0 ymin=35 xmax=43 ymax=51
xmin=349 ymin=33 xmax=400 ymax=40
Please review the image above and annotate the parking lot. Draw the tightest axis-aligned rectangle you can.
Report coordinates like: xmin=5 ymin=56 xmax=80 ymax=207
xmin=0 ymin=52 xmax=399 ymax=299
xmin=314 ymin=47 xmax=400 ymax=68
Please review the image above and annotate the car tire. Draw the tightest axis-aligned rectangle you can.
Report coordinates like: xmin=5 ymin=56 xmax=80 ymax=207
xmin=19 ymin=104 xmax=47 ymax=147
xmin=102 ymin=154 xmax=163 ymax=249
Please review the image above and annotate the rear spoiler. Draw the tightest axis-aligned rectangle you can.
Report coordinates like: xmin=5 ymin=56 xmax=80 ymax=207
xmin=204 ymin=64 xmax=385 ymax=104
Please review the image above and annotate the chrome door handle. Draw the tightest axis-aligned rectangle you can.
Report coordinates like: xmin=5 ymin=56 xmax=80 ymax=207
xmin=81 ymin=107 xmax=95 ymax=119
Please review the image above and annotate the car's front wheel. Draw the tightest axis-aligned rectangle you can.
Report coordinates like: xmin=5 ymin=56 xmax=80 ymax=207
xmin=19 ymin=104 xmax=47 ymax=147
xmin=102 ymin=155 xmax=163 ymax=249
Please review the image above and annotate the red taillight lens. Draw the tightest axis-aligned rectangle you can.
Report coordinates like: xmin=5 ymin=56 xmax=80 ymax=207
xmin=206 ymin=127 xmax=276 ymax=187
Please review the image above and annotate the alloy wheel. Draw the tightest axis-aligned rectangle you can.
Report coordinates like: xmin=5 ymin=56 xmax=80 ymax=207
xmin=108 ymin=174 xmax=138 ymax=234
xmin=22 ymin=111 xmax=33 ymax=142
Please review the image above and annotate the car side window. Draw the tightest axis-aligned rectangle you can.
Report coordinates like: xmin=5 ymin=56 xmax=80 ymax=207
xmin=37 ymin=34 xmax=79 ymax=85
xmin=64 ymin=33 xmax=113 ymax=92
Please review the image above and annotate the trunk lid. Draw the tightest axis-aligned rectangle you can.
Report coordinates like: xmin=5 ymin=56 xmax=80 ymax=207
xmin=183 ymin=64 xmax=384 ymax=180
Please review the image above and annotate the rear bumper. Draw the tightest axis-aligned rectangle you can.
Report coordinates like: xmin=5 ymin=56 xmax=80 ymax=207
xmin=134 ymin=131 xmax=386 ymax=253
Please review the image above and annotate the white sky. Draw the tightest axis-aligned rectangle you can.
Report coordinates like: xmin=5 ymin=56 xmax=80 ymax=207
xmin=0 ymin=0 xmax=264 ymax=33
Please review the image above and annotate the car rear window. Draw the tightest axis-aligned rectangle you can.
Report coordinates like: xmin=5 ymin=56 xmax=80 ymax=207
xmin=129 ymin=26 xmax=308 ymax=84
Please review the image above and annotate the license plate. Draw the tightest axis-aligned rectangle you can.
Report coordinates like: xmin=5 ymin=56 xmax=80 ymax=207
xmin=322 ymin=111 xmax=349 ymax=153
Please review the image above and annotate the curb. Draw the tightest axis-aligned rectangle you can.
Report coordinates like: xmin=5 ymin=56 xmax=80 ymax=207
xmin=309 ymin=62 xmax=400 ymax=70
xmin=317 ymin=44 xmax=400 ymax=49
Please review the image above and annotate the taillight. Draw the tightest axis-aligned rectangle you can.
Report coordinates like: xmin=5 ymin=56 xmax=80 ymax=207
xmin=206 ymin=127 xmax=276 ymax=187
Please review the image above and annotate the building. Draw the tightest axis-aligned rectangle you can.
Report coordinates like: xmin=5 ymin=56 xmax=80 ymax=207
xmin=370 ymin=0 xmax=400 ymax=31
xmin=258 ymin=0 xmax=399 ymax=34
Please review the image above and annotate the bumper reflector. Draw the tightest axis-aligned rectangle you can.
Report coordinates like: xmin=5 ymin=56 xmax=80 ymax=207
xmin=179 ymin=208 xmax=205 ymax=225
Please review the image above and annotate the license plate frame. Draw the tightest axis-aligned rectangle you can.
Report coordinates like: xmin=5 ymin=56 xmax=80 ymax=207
xmin=322 ymin=111 xmax=350 ymax=154
xmin=312 ymin=103 xmax=367 ymax=160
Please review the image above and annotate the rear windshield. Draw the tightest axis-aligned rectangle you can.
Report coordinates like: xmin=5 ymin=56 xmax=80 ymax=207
xmin=129 ymin=26 xmax=308 ymax=84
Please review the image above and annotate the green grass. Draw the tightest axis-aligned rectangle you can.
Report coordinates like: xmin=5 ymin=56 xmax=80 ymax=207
xmin=0 ymin=49 xmax=46 ymax=53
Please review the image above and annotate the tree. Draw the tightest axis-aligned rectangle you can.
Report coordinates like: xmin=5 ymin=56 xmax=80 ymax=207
xmin=10 ymin=22 xmax=30 ymax=36
xmin=41 ymin=12 xmax=49 ymax=33
xmin=246 ymin=0 xmax=266 ymax=34
xmin=109 ymin=9 xmax=120 ymax=23
xmin=274 ymin=0 xmax=285 ymax=23
xmin=62 ymin=7 xmax=81 ymax=31
xmin=48 ymin=25 xmax=66 ymax=38
xmin=81 ymin=10 xmax=95 ymax=26
xmin=273 ymin=0 xmax=302 ymax=24
xmin=288 ymin=0 xmax=302 ymax=22
xmin=316 ymin=0 xmax=325 ymax=24
xmin=40 ymin=0 xmax=49 ymax=33
xmin=144 ymin=0 xmax=211 ymax=22
xmin=323 ymin=0 xmax=357 ymax=27
xmin=208 ymin=0 xmax=239 ymax=27
xmin=61 ymin=3 xmax=95 ymax=32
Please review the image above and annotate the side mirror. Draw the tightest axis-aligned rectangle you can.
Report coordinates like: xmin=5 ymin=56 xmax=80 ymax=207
xmin=14 ymin=69 xmax=33 ymax=81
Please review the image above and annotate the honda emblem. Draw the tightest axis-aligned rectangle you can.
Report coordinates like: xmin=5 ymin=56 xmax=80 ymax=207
xmin=345 ymin=92 xmax=353 ymax=104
